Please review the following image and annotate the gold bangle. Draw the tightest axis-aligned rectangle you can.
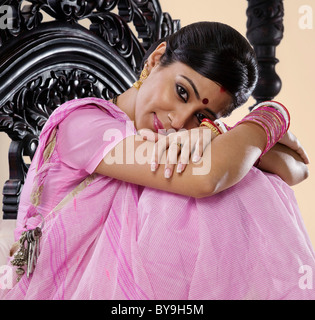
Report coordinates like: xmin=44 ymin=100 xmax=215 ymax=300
xmin=200 ymin=121 xmax=220 ymax=136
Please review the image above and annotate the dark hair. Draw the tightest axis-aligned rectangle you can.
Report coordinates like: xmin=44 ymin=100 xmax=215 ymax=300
xmin=142 ymin=22 xmax=258 ymax=117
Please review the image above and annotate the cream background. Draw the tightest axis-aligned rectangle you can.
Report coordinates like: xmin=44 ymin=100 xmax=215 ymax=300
xmin=0 ymin=0 xmax=314 ymax=254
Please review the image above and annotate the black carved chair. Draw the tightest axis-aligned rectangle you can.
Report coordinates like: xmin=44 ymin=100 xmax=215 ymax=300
xmin=0 ymin=0 xmax=284 ymax=220
xmin=0 ymin=0 xmax=180 ymax=220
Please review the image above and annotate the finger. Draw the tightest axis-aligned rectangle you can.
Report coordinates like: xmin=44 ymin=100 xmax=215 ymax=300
xmin=192 ymin=129 xmax=208 ymax=163
xmin=151 ymin=136 xmax=169 ymax=172
xmin=190 ymin=135 xmax=199 ymax=163
xmin=293 ymin=139 xmax=310 ymax=164
xmin=164 ymin=142 xmax=181 ymax=178
xmin=167 ymin=142 xmax=181 ymax=165
xmin=177 ymin=142 xmax=190 ymax=173
xmin=298 ymin=146 xmax=310 ymax=164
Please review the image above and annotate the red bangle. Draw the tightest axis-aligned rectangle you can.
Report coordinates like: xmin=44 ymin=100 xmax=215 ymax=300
xmin=202 ymin=118 xmax=221 ymax=133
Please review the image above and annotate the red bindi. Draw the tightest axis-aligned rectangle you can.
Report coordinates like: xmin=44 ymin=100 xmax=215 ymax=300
xmin=202 ymin=98 xmax=209 ymax=105
xmin=220 ymin=87 xmax=226 ymax=93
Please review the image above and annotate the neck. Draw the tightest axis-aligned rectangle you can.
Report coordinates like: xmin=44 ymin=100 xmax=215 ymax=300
xmin=114 ymin=87 xmax=137 ymax=124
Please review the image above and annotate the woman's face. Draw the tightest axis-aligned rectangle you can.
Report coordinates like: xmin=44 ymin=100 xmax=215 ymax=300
xmin=133 ymin=60 xmax=233 ymax=133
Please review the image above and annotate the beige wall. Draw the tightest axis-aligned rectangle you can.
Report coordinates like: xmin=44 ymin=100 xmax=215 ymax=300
xmin=0 ymin=1 xmax=314 ymax=245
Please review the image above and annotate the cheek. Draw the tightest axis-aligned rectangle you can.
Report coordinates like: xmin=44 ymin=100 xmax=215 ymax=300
xmin=141 ymin=72 xmax=172 ymax=107
xmin=141 ymin=90 xmax=169 ymax=114
xmin=134 ymin=93 xmax=158 ymax=129
xmin=138 ymin=81 xmax=158 ymax=107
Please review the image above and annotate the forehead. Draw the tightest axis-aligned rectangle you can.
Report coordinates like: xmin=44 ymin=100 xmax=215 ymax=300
xmin=166 ymin=62 xmax=233 ymax=118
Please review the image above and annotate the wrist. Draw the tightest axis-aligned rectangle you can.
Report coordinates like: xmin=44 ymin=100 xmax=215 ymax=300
xmin=234 ymin=101 xmax=290 ymax=166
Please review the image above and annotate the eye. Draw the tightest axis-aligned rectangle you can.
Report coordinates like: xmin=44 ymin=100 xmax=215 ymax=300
xmin=195 ymin=112 xmax=207 ymax=123
xmin=176 ymin=84 xmax=189 ymax=103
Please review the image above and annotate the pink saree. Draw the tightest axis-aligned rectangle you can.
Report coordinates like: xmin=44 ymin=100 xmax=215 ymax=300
xmin=1 ymin=97 xmax=314 ymax=300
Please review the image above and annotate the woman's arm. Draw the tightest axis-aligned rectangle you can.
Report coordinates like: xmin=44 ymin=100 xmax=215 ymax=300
xmin=257 ymin=142 xmax=309 ymax=186
xmin=256 ymin=129 xmax=310 ymax=186
xmin=94 ymin=121 xmax=267 ymax=198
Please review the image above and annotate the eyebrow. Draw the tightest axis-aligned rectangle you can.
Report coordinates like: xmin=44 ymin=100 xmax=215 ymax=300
xmin=180 ymin=74 xmax=218 ymax=119
xmin=180 ymin=75 xmax=200 ymax=100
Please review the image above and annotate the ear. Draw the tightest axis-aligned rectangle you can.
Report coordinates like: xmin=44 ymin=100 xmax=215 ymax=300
xmin=146 ymin=42 xmax=166 ymax=71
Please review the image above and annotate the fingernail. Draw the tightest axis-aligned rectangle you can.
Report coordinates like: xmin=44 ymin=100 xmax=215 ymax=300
xmin=192 ymin=154 xmax=200 ymax=163
xmin=177 ymin=163 xmax=183 ymax=173
xmin=164 ymin=168 xmax=171 ymax=179
xmin=151 ymin=162 xmax=157 ymax=172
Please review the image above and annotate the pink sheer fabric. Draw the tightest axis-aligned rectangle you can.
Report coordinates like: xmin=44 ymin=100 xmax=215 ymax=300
xmin=1 ymin=97 xmax=314 ymax=300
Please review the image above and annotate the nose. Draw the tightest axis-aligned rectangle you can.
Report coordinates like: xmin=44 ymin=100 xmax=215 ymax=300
xmin=168 ymin=113 xmax=183 ymax=130
xmin=168 ymin=110 xmax=190 ymax=131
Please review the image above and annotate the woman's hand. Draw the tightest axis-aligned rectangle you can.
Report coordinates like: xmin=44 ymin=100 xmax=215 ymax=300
xmin=96 ymin=118 xmax=270 ymax=198
xmin=139 ymin=127 xmax=217 ymax=178
xmin=256 ymin=129 xmax=310 ymax=186
xmin=278 ymin=130 xmax=310 ymax=164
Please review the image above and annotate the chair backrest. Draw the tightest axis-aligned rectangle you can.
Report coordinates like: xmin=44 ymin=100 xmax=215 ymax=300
xmin=0 ymin=0 xmax=180 ymax=219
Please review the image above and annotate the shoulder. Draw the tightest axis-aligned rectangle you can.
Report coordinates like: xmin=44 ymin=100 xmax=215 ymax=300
xmin=58 ymin=102 xmax=119 ymax=131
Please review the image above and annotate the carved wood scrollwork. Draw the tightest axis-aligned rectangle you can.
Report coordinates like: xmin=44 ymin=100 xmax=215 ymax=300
xmin=246 ymin=0 xmax=284 ymax=105
xmin=0 ymin=0 xmax=180 ymax=73
xmin=0 ymin=0 xmax=180 ymax=219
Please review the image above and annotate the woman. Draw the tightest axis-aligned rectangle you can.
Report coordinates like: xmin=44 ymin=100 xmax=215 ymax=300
xmin=1 ymin=22 xmax=314 ymax=300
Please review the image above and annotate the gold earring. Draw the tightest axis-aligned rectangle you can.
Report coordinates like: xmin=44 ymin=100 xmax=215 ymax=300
xmin=133 ymin=64 xmax=149 ymax=90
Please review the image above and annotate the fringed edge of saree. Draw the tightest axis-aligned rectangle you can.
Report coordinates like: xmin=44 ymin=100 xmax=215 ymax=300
xmin=10 ymin=127 xmax=97 ymax=281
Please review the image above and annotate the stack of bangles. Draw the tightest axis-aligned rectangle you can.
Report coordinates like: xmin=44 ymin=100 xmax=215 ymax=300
xmin=199 ymin=101 xmax=290 ymax=166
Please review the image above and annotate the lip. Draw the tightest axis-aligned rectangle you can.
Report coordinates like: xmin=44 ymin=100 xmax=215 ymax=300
xmin=153 ymin=113 xmax=166 ymax=133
